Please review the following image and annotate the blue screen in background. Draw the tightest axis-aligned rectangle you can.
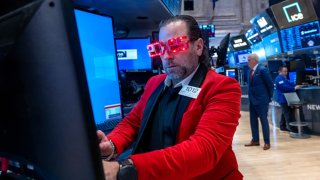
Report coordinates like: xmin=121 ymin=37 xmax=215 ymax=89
xmin=116 ymin=38 xmax=152 ymax=71
xmin=289 ymin=72 xmax=297 ymax=84
xmin=280 ymin=21 xmax=320 ymax=52
xmin=226 ymin=69 xmax=236 ymax=79
xmin=251 ymin=42 xmax=267 ymax=62
xmin=233 ymin=49 xmax=252 ymax=65
xmin=74 ymin=10 xmax=122 ymax=124
xmin=262 ymin=32 xmax=282 ymax=57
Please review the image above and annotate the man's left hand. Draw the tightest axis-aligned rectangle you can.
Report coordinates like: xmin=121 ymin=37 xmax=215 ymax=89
xmin=102 ymin=160 xmax=119 ymax=180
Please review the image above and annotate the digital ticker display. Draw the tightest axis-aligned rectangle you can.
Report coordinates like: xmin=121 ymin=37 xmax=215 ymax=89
xmin=280 ymin=20 xmax=320 ymax=52
xmin=251 ymin=10 xmax=278 ymax=38
xmin=271 ymin=0 xmax=318 ymax=29
xmin=245 ymin=28 xmax=262 ymax=44
xmin=262 ymin=32 xmax=282 ymax=57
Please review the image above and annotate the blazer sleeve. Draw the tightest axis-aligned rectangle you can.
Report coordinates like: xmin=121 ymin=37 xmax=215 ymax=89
xmin=107 ymin=77 xmax=158 ymax=154
xmin=261 ymin=67 xmax=274 ymax=100
xmin=130 ymin=77 xmax=241 ymax=179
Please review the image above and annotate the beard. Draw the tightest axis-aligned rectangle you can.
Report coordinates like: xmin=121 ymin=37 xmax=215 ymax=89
xmin=164 ymin=65 xmax=187 ymax=81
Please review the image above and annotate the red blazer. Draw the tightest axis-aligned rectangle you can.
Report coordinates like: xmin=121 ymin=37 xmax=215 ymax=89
xmin=107 ymin=69 xmax=242 ymax=180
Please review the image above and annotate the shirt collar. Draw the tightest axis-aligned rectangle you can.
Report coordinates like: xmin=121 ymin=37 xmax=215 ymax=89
xmin=164 ymin=64 xmax=200 ymax=88
xmin=252 ymin=64 xmax=258 ymax=71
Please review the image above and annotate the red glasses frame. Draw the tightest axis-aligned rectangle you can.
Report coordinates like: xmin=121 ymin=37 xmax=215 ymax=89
xmin=147 ymin=36 xmax=190 ymax=57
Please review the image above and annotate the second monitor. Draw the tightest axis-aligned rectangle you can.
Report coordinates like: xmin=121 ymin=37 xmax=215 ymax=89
xmin=116 ymin=37 xmax=152 ymax=71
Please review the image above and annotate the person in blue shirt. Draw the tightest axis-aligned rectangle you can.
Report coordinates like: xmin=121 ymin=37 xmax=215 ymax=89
xmin=275 ymin=66 xmax=301 ymax=132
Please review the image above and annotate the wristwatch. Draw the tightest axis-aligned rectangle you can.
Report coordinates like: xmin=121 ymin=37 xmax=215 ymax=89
xmin=117 ymin=159 xmax=137 ymax=180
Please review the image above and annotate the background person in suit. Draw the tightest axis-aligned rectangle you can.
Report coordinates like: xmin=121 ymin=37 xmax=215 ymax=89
xmin=97 ymin=15 xmax=243 ymax=180
xmin=275 ymin=66 xmax=301 ymax=132
xmin=245 ymin=54 xmax=274 ymax=150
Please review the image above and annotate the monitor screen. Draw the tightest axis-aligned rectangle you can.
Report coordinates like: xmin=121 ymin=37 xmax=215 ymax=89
xmin=280 ymin=20 xmax=320 ymax=52
xmin=262 ymin=32 xmax=282 ymax=57
xmin=233 ymin=49 xmax=252 ymax=64
xmin=271 ymin=0 xmax=318 ymax=29
xmin=251 ymin=10 xmax=278 ymax=37
xmin=199 ymin=24 xmax=215 ymax=38
xmin=230 ymin=34 xmax=250 ymax=51
xmin=0 ymin=1 xmax=104 ymax=179
xmin=226 ymin=69 xmax=236 ymax=79
xmin=75 ymin=9 xmax=122 ymax=124
xmin=290 ymin=60 xmax=306 ymax=71
xmin=116 ymin=38 xmax=152 ymax=71
xmin=289 ymin=71 xmax=297 ymax=84
xmin=227 ymin=52 xmax=236 ymax=68
xmin=245 ymin=28 xmax=262 ymax=44
xmin=251 ymin=42 xmax=267 ymax=62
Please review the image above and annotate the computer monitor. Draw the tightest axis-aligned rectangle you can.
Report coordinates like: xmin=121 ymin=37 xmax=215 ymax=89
xmin=289 ymin=72 xmax=297 ymax=84
xmin=233 ymin=49 xmax=252 ymax=65
xmin=225 ymin=69 xmax=237 ymax=79
xmin=116 ymin=38 xmax=152 ymax=71
xmin=280 ymin=20 xmax=320 ymax=53
xmin=74 ymin=9 xmax=122 ymax=124
xmin=0 ymin=0 xmax=104 ymax=179
xmin=262 ymin=32 xmax=282 ymax=57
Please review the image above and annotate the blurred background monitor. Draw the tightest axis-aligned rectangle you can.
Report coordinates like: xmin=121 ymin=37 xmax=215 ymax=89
xmin=289 ymin=71 xmax=297 ymax=84
xmin=280 ymin=20 xmax=320 ymax=52
xmin=271 ymin=0 xmax=318 ymax=29
xmin=230 ymin=34 xmax=250 ymax=51
xmin=250 ymin=9 xmax=278 ymax=38
xmin=115 ymin=37 xmax=152 ymax=71
xmin=262 ymin=32 xmax=282 ymax=57
xmin=290 ymin=60 xmax=306 ymax=71
xmin=245 ymin=27 xmax=262 ymax=44
xmin=226 ymin=69 xmax=237 ymax=79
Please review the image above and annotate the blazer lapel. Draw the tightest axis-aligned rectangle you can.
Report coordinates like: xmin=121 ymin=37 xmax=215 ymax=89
xmin=132 ymin=81 xmax=164 ymax=153
xmin=173 ymin=64 xmax=208 ymax=139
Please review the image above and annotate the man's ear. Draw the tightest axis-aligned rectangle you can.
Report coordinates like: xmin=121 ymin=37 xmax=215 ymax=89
xmin=194 ymin=38 xmax=204 ymax=56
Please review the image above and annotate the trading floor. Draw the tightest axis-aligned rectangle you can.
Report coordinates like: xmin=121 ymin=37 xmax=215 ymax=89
xmin=234 ymin=111 xmax=320 ymax=180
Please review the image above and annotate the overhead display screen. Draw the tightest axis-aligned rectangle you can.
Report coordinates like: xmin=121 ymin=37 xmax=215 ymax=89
xmin=251 ymin=10 xmax=278 ymax=38
xmin=230 ymin=34 xmax=250 ymax=51
xmin=280 ymin=20 xmax=320 ymax=52
xmin=262 ymin=32 xmax=282 ymax=57
xmin=271 ymin=0 xmax=318 ymax=29
xmin=245 ymin=28 xmax=262 ymax=44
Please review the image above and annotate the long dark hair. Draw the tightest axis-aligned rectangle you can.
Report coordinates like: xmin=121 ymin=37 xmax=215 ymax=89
xmin=159 ymin=15 xmax=210 ymax=67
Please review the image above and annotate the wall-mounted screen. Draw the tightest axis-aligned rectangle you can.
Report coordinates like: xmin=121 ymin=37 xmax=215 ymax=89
xmin=233 ymin=49 xmax=252 ymax=64
xmin=280 ymin=20 xmax=320 ymax=52
xmin=262 ymin=32 xmax=282 ymax=57
xmin=116 ymin=38 xmax=152 ymax=71
xmin=251 ymin=10 xmax=278 ymax=37
xmin=271 ymin=0 xmax=318 ymax=29
xmin=74 ymin=9 xmax=122 ymax=124
xmin=230 ymin=34 xmax=250 ymax=51
xmin=245 ymin=27 xmax=262 ymax=44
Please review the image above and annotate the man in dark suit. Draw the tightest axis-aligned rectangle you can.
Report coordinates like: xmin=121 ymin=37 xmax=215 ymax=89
xmin=97 ymin=15 xmax=243 ymax=179
xmin=245 ymin=54 xmax=274 ymax=150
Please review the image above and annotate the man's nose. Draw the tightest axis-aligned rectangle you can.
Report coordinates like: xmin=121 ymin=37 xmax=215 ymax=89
xmin=162 ymin=50 xmax=174 ymax=60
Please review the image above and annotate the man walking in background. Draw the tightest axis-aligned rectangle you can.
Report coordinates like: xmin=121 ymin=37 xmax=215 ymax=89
xmin=245 ymin=54 xmax=274 ymax=150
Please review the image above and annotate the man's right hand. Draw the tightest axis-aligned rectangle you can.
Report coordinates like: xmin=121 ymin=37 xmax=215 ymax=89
xmin=295 ymin=85 xmax=302 ymax=90
xmin=97 ymin=130 xmax=113 ymax=157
